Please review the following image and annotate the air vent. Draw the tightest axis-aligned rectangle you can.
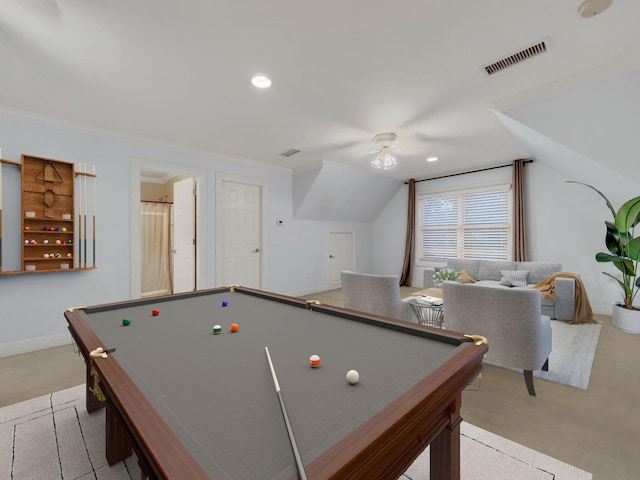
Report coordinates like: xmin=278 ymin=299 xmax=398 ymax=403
xmin=279 ymin=148 xmax=301 ymax=157
xmin=483 ymin=40 xmax=548 ymax=76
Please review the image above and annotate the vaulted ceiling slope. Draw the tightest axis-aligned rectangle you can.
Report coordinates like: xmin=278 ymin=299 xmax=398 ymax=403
xmin=0 ymin=1 xmax=638 ymax=182
xmin=293 ymin=161 xmax=403 ymax=222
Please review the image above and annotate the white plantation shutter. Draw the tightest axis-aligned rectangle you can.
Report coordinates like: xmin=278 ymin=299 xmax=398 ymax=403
xmin=419 ymin=185 xmax=511 ymax=260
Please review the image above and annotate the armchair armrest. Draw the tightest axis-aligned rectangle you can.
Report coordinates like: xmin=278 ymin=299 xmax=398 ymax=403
xmin=554 ymin=277 xmax=576 ymax=321
xmin=423 ymin=267 xmax=436 ymax=288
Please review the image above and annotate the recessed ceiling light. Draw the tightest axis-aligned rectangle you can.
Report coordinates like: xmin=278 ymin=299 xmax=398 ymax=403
xmin=251 ymin=74 xmax=272 ymax=88
xmin=426 ymin=157 xmax=439 ymax=162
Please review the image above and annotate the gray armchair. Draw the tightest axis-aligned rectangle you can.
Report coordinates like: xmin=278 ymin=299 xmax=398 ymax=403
xmin=340 ymin=271 xmax=415 ymax=323
xmin=443 ymin=282 xmax=552 ymax=396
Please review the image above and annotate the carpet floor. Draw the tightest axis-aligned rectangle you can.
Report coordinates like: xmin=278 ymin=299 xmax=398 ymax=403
xmin=1 ymin=385 xmax=592 ymax=480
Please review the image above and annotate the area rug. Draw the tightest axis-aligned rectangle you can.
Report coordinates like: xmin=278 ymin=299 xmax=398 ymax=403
xmin=485 ymin=320 xmax=602 ymax=390
xmin=1 ymin=385 xmax=592 ymax=480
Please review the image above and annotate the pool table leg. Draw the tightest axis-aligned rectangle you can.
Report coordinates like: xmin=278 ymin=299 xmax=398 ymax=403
xmin=106 ymin=403 xmax=133 ymax=465
xmin=430 ymin=395 xmax=462 ymax=480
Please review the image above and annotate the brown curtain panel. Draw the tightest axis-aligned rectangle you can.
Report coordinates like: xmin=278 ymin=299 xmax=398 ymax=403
xmin=512 ymin=159 xmax=528 ymax=261
xmin=400 ymin=179 xmax=416 ymax=286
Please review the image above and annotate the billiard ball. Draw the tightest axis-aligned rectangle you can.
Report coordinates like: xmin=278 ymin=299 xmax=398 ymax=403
xmin=30 ymin=239 xmax=37 ymax=244
xmin=43 ymin=240 xmax=49 ymax=244
xmin=346 ymin=370 xmax=360 ymax=385
xmin=221 ymin=300 xmax=228 ymax=307
xmin=230 ymin=323 xmax=239 ymax=332
xmin=61 ymin=227 xmax=67 ymax=232
xmin=24 ymin=226 xmax=30 ymax=231
xmin=67 ymin=239 xmax=73 ymax=244
xmin=152 ymin=308 xmax=160 ymax=316
xmin=55 ymin=240 xmax=62 ymax=245
xmin=213 ymin=325 xmax=222 ymax=335
xmin=67 ymin=253 xmax=72 ymax=257
xmin=43 ymin=254 xmax=49 ymax=258
xmin=122 ymin=318 xmax=131 ymax=326
xmin=309 ymin=355 xmax=321 ymax=367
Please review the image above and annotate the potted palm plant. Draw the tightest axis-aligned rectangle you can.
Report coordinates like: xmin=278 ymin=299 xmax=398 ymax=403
xmin=568 ymin=182 xmax=640 ymax=332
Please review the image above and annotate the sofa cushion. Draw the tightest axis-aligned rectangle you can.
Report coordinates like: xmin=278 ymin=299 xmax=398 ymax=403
xmin=447 ymin=259 xmax=480 ymax=281
xmin=517 ymin=262 xmax=562 ymax=284
xmin=499 ymin=270 xmax=530 ymax=287
xmin=478 ymin=260 xmax=516 ymax=281
xmin=458 ymin=269 xmax=476 ymax=283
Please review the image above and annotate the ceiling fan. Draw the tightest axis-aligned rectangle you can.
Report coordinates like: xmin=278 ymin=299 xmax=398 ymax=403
xmin=370 ymin=133 xmax=399 ymax=170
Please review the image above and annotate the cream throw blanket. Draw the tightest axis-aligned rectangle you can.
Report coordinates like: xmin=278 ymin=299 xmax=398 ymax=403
xmin=533 ymin=272 xmax=597 ymax=324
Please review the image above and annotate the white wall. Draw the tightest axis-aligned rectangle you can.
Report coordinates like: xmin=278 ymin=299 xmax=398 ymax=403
xmin=0 ymin=114 xmax=373 ymax=356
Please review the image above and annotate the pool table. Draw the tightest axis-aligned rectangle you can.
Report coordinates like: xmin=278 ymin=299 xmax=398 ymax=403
xmin=65 ymin=286 xmax=487 ymax=480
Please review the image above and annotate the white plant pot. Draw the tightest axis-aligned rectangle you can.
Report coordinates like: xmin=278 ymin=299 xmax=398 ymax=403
xmin=612 ymin=303 xmax=640 ymax=334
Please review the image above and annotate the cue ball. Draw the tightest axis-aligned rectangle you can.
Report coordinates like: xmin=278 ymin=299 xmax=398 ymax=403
xmin=152 ymin=308 xmax=160 ymax=316
xmin=43 ymin=254 xmax=49 ymax=258
xmin=309 ymin=355 xmax=321 ymax=367
xmin=43 ymin=240 xmax=49 ymax=244
xmin=122 ymin=318 xmax=131 ymax=326
xmin=230 ymin=323 xmax=239 ymax=332
xmin=346 ymin=370 xmax=360 ymax=385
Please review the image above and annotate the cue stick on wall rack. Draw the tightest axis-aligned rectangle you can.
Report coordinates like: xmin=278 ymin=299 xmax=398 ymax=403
xmin=77 ymin=163 xmax=83 ymax=269
xmin=264 ymin=347 xmax=308 ymax=480
xmin=92 ymin=165 xmax=96 ymax=268
xmin=84 ymin=163 xmax=87 ymax=269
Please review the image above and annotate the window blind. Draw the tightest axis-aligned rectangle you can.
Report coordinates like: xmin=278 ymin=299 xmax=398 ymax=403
xmin=418 ymin=185 xmax=511 ymax=261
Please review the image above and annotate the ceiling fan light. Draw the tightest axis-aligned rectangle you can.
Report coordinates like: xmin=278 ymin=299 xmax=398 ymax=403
xmin=372 ymin=148 xmax=397 ymax=170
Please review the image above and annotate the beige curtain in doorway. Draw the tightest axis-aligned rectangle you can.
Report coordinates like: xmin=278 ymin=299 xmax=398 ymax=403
xmin=141 ymin=202 xmax=173 ymax=297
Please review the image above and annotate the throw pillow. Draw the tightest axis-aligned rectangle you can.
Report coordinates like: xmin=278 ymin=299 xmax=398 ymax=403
xmin=499 ymin=270 xmax=530 ymax=288
xmin=458 ymin=269 xmax=476 ymax=284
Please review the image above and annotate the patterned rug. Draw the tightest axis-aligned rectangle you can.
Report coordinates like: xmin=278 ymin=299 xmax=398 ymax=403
xmin=1 ymin=385 xmax=592 ymax=479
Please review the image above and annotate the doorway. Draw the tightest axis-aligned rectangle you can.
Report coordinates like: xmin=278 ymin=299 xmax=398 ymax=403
xmin=130 ymin=159 xmax=206 ymax=299
xmin=328 ymin=232 xmax=354 ymax=288
xmin=215 ymin=173 xmax=267 ymax=288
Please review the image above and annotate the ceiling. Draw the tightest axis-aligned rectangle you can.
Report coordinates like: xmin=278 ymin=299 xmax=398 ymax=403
xmin=1 ymin=0 xmax=639 ymax=180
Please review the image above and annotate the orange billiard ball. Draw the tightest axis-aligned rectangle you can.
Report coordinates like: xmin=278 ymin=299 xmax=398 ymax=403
xmin=230 ymin=323 xmax=239 ymax=333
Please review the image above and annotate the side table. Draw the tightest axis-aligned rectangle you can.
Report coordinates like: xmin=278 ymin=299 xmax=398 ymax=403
xmin=409 ymin=298 xmax=445 ymax=328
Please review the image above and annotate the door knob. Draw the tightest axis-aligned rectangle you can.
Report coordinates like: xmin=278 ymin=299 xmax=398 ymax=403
xmin=253 ymin=248 xmax=260 ymax=253
xmin=329 ymin=254 xmax=335 ymax=258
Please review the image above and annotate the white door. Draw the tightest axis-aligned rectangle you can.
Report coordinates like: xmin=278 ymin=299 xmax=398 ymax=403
xmin=221 ymin=181 xmax=262 ymax=288
xmin=328 ymin=232 xmax=354 ymax=287
xmin=172 ymin=177 xmax=195 ymax=293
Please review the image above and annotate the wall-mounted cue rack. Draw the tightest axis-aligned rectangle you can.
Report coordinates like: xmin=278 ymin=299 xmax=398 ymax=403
xmin=0 ymin=154 xmax=97 ymax=274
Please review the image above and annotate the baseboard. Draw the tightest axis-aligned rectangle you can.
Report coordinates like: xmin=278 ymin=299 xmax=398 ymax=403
xmin=0 ymin=332 xmax=72 ymax=358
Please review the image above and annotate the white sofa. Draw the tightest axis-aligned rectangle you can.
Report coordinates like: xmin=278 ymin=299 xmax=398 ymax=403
xmin=423 ymin=259 xmax=575 ymax=321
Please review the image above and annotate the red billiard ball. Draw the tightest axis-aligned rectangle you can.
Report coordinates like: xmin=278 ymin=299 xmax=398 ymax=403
xmin=152 ymin=308 xmax=160 ymax=316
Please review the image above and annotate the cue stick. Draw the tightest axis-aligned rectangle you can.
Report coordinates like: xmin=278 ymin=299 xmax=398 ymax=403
xmin=77 ymin=163 xmax=83 ymax=269
xmin=83 ymin=163 xmax=87 ymax=269
xmin=264 ymin=347 xmax=308 ymax=480
xmin=92 ymin=165 xmax=96 ymax=268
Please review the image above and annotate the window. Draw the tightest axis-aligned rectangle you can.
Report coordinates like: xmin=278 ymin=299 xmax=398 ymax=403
xmin=418 ymin=185 xmax=511 ymax=261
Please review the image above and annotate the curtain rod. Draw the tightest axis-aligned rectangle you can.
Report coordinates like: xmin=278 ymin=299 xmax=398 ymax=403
xmin=406 ymin=158 xmax=534 ymax=184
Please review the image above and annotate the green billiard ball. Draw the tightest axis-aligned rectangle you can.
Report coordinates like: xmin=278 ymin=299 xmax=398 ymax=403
xmin=122 ymin=318 xmax=131 ymax=326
